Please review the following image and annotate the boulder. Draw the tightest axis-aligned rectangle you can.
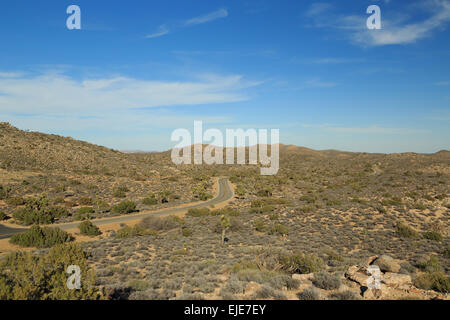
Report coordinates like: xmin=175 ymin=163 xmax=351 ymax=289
xmin=372 ymin=255 xmax=401 ymax=273
xmin=382 ymin=272 xmax=412 ymax=287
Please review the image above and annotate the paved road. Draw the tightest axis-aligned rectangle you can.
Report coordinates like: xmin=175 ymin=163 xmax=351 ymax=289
xmin=0 ymin=177 xmax=233 ymax=239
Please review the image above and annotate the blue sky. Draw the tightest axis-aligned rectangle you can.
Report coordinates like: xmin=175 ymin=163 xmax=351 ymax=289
xmin=0 ymin=0 xmax=449 ymax=153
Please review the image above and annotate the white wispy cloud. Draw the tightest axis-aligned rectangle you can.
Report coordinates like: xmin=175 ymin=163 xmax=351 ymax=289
xmin=146 ymin=24 xmax=170 ymax=38
xmin=326 ymin=126 xmax=428 ymax=135
xmin=146 ymin=8 xmax=228 ymax=39
xmin=434 ymin=80 xmax=450 ymax=86
xmin=301 ymin=123 xmax=428 ymax=135
xmin=0 ymin=72 xmax=23 ymax=78
xmin=0 ymin=71 xmax=259 ymax=114
xmin=306 ymin=3 xmax=333 ymax=17
xmin=309 ymin=57 xmax=365 ymax=64
xmin=304 ymin=78 xmax=337 ymax=88
xmin=184 ymin=8 xmax=228 ymax=26
xmin=306 ymin=0 xmax=450 ymax=46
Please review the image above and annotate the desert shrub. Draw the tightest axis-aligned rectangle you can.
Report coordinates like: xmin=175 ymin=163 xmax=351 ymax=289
xmin=329 ymin=290 xmax=360 ymax=300
xmin=413 ymin=272 xmax=450 ymax=293
xmin=312 ymin=272 xmax=341 ymax=290
xmin=142 ymin=197 xmax=158 ymax=205
xmin=253 ymin=285 xmax=286 ymax=300
xmin=324 ymin=249 xmax=344 ymax=265
xmin=111 ymin=201 xmax=136 ymax=214
xmin=399 ymin=262 xmax=416 ymax=275
xmin=297 ymin=287 xmax=320 ymax=300
xmin=418 ymin=256 xmax=442 ymax=273
xmin=79 ymin=220 xmax=101 ymax=236
xmin=0 ymin=243 xmax=101 ymax=299
xmin=138 ymin=215 xmax=183 ymax=231
xmin=187 ymin=207 xmax=210 ymax=217
xmin=6 ymin=196 xmax=25 ymax=206
xmin=249 ymin=205 xmax=275 ymax=214
xmin=75 ymin=207 xmax=94 ymax=221
xmin=256 ymin=189 xmax=272 ymax=197
xmin=299 ymin=195 xmax=316 ymax=204
xmin=444 ymin=247 xmax=450 ymax=258
xmin=423 ymin=231 xmax=443 ymax=242
xmin=254 ymin=219 xmax=266 ymax=232
xmin=268 ymin=224 xmax=289 ymax=236
xmin=211 ymin=207 xmax=240 ymax=217
xmin=251 ymin=198 xmax=289 ymax=208
xmin=0 ymin=211 xmax=6 ymax=220
xmin=94 ymin=200 xmax=110 ymax=213
xmin=115 ymin=225 xmax=157 ymax=239
xmin=221 ymin=277 xmax=245 ymax=295
xmin=112 ymin=186 xmax=129 ymax=198
xmin=13 ymin=208 xmax=53 ymax=225
xmin=78 ymin=197 xmax=93 ymax=206
xmin=9 ymin=226 xmax=73 ymax=248
xmin=198 ymin=192 xmax=213 ymax=201
xmin=268 ymin=274 xmax=300 ymax=290
xmin=128 ymin=279 xmax=151 ymax=291
xmin=0 ymin=185 xmax=9 ymax=200
xmin=269 ymin=213 xmax=279 ymax=220
xmin=48 ymin=206 xmax=69 ymax=218
xmin=395 ymin=221 xmax=418 ymax=238
xmin=231 ymin=260 xmax=259 ymax=273
xmin=182 ymin=228 xmax=193 ymax=237
xmin=280 ymin=252 xmax=325 ymax=274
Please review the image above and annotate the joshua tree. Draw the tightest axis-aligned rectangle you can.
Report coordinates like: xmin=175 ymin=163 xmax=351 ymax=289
xmin=220 ymin=215 xmax=231 ymax=246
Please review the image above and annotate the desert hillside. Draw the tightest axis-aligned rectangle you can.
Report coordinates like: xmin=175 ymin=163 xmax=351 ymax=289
xmin=0 ymin=123 xmax=449 ymax=300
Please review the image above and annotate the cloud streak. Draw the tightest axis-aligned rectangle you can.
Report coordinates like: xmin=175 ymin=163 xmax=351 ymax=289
xmin=185 ymin=8 xmax=228 ymax=26
xmin=146 ymin=8 xmax=228 ymax=39
xmin=146 ymin=25 xmax=170 ymax=38
xmin=0 ymin=71 xmax=259 ymax=114
xmin=306 ymin=0 xmax=450 ymax=46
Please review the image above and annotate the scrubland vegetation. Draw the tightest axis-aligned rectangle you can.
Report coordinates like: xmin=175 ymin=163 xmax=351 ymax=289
xmin=0 ymin=123 xmax=448 ymax=300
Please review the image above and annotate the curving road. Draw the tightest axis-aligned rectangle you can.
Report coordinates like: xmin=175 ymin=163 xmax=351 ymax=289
xmin=0 ymin=177 xmax=234 ymax=239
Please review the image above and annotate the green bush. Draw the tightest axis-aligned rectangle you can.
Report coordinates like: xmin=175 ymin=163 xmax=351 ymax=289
xmin=312 ymin=272 xmax=341 ymax=290
xmin=329 ymin=290 xmax=360 ymax=300
xmin=0 ymin=243 xmax=101 ymax=299
xmin=75 ymin=207 xmax=94 ymax=221
xmin=395 ymin=221 xmax=418 ymax=238
xmin=111 ymin=201 xmax=136 ymax=214
xmin=78 ymin=197 xmax=93 ymax=206
xmin=115 ymin=225 xmax=157 ymax=239
xmin=297 ymin=287 xmax=320 ymax=300
xmin=444 ymin=247 xmax=450 ymax=259
xmin=211 ymin=207 xmax=240 ymax=217
xmin=79 ymin=221 xmax=101 ymax=237
xmin=187 ymin=207 xmax=210 ymax=217
xmin=112 ymin=186 xmax=129 ymax=198
xmin=181 ymin=228 xmax=193 ymax=237
xmin=142 ymin=197 xmax=158 ymax=205
xmin=418 ymin=256 xmax=442 ymax=273
xmin=254 ymin=219 xmax=266 ymax=232
xmin=6 ymin=197 xmax=25 ymax=206
xmin=9 ymin=226 xmax=73 ymax=248
xmin=413 ymin=272 xmax=450 ymax=293
xmin=0 ymin=211 xmax=7 ymax=221
xmin=280 ymin=252 xmax=325 ymax=274
xmin=268 ymin=224 xmax=289 ymax=236
xmin=423 ymin=231 xmax=443 ymax=242
xmin=13 ymin=208 xmax=53 ymax=225
xmin=138 ymin=215 xmax=184 ymax=231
